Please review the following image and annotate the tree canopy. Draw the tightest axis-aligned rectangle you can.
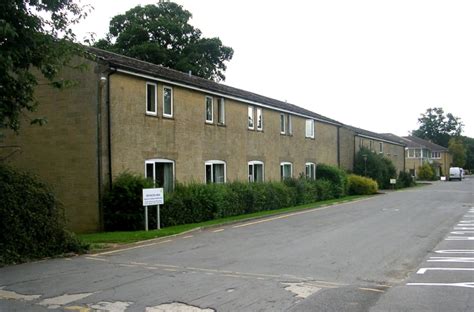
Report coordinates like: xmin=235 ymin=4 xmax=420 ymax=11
xmin=448 ymin=138 xmax=466 ymax=168
xmin=411 ymin=107 xmax=463 ymax=147
xmin=0 ymin=0 xmax=89 ymax=133
xmin=94 ymin=2 xmax=234 ymax=82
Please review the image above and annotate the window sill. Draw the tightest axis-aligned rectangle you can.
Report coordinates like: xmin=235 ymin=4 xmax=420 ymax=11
xmin=145 ymin=113 xmax=159 ymax=118
xmin=217 ymin=123 xmax=226 ymax=127
xmin=305 ymin=137 xmax=315 ymax=140
xmin=205 ymin=121 xmax=214 ymax=125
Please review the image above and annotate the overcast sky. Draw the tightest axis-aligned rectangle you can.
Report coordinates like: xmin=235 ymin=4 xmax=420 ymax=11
xmin=74 ymin=0 xmax=474 ymax=138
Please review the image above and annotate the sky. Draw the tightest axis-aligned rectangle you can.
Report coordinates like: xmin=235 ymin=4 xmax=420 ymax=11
xmin=74 ymin=0 xmax=474 ymax=138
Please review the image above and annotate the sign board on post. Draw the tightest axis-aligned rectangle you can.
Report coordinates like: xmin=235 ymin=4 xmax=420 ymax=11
xmin=142 ymin=188 xmax=164 ymax=231
xmin=390 ymin=179 xmax=397 ymax=185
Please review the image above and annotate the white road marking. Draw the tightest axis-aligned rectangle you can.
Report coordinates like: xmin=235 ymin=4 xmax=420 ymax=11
xmin=85 ymin=257 xmax=108 ymax=262
xmin=88 ymin=301 xmax=132 ymax=312
xmin=146 ymin=302 xmax=215 ymax=312
xmin=359 ymin=287 xmax=385 ymax=293
xmin=407 ymin=282 xmax=474 ymax=289
xmin=417 ymin=267 xmax=474 ymax=274
xmin=427 ymin=257 xmax=474 ymax=263
xmin=39 ymin=293 xmax=95 ymax=309
xmin=446 ymin=236 xmax=474 ymax=240
xmin=451 ymin=231 xmax=474 ymax=234
xmin=182 ymin=235 xmax=194 ymax=239
xmin=282 ymin=282 xmax=322 ymax=298
xmin=212 ymin=229 xmax=224 ymax=233
xmin=435 ymin=250 xmax=474 ymax=254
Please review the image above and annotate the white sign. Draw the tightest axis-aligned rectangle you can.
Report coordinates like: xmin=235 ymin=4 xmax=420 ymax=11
xmin=390 ymin=179 xmax=397 ymax=184
xmin=142 ymin=188 xmax=164 ymax=206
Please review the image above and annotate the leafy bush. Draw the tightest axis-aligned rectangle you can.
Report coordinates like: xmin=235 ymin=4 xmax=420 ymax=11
xmin=0 ymin=164 xmax=87 ymax=266
xmin=347 ymin=174 xmax=378 ymax=195
xmin=354 ymin=147 xmax=396 ymax=189
xmin=397 ymin=171 xmax=415 ymax=188
xmin=417 ymin=163 xmax=437 ymax=181
xmin=103 ymin=172 xmax=153 ymax=231
xmin=315 ymin=164 xmax=348 ymax=197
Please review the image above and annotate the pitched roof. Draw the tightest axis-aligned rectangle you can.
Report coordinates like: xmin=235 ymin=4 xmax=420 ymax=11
xmin=86 ymin=47 xmax=342 ymax=125
xmin=344 ymin=126 xmax=406 ymax=146
xmin=402 ymin=136 xmax=449 ymax=151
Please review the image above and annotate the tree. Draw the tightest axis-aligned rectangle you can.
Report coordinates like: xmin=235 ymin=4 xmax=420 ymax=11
xmin=0 ymin=0 xmax=89 ymax=133
xmin=412 ymin=107 xmax=463 ymax=147
xmin=94 ymin=2 xmax=234 ymax=82
xmin=460 ymin=136 xmax=474 ymax=171
xmin=353 ymin=147 xmax=396 ymax=189
xmin=448 ymin=137 xmax=466 ymax=168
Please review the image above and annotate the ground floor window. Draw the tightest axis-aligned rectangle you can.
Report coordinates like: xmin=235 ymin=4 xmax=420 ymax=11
xmin=248 ymin=161 xmax=264 ymax=182
xmin=305 ymin=162 xmax=316 ymax=180
xmin=145 ymin=159 xmax=174 ymax=193
xmin=280 ymin=162 xmax=292 ymax=180
xmin=205 ymin=160 xmax=226 ymax=184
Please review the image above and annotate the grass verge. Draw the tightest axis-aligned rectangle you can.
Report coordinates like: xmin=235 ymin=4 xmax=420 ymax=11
xmin=78 ymin=195 xmax=368 ymax=250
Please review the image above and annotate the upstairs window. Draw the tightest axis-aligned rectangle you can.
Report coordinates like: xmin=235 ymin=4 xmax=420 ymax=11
xmin=163 ymin=86 xmax=173 ymax=118
xmin=205 ymin=96 xmax=213 ymax=123
xmin=205 ymin=160 xmax=226 ymax=184
xmin=305 ymin=162 xmax=316 ymax=180
xmin=379 ymin=142 xmax=383 ymax=154
xmin=280 ymin=162 xmax=292 ymax=180
xmin=280 ymin=114 xmax=286 ymax=134
xmin=256 ymin=108 xmax=263 ymax=131
xmin=305 ymin=119 xmax=314 ymax=138
xmin=248 ymin=106 xmax=254 ymax=129
xmin=248 ymin=161 xmax=264 ymax=182
xmin=146 ymin=82 xmax=157 ymax=115
xmin=217 ymin=98 xmax=225 ymax=125
xmin=287 ymin=115 xmax=292 ymax=135
xmin=432 ymin=151 xmax=441 ymax=159
xmin=145 ymin=159 xmax=174 ymax=193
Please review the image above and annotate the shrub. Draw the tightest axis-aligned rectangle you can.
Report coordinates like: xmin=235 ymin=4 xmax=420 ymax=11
xmin=397 ymin=171 xmax=415 ymax=188
xmin=0 ymin=164 xmax=87 ymax=266
xmin=347 ymin=174 xmax=378 ymax=195
xmin=417 ymin=163 xmax=437 ymax=181
xmin=354 ymin=147 xmax=396 ymax=189
xmin=103 ymin=172 xmax=153 ymax=231
xmin=315 ymin=164 xmax=348 ymax=197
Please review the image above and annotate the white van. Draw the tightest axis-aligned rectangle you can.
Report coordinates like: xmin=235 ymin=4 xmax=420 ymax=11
xmin=449 ymin=167 xmax=463 ymax=181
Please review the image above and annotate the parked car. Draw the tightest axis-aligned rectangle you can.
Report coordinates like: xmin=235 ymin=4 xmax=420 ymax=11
xmin=449 ymin=167 xmax=463 ymax=181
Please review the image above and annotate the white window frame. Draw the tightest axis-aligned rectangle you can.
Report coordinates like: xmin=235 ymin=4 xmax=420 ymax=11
xmin=162 ymin=86 xmax=173 ymax=118
xmin=379 ymin=142 xmax=384 ymax=154
xmin=248 ymin=106 xmax=255 ymax=130
xmin=256 ymin=107 xmax=263 ymax=131
xmin=280 ymin=162 xmax=293 ymax=180
xmin=305 ymin=162 xmax=316 ymax=180
xmin=146 ymin=82 xmax=157 ymax=116
xmin=280 ymin=113 xmax=286 ymax=134
xmin=305 ymin=119 xmax=314 ymax=138
xmin=287 ymin=115 xmax=293 ymax=135
xmin=144 ymin=158 xmax=175 ymax=191
xmin=205 ymin=96 xmax=213 ymax=123
xmin=217 ymin=97 xmax=225 ymax=125
xmin=432 ymin=151 xmax=441 ymax=159
xmin=248 ymin=160 xmax=264 ymax=182
xmin=204 ymin=160 xmax=226 ymax=184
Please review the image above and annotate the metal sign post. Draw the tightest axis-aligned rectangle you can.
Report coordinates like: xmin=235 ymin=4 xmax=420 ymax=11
xmin=142 ymin=188 xmax=164 ymax=231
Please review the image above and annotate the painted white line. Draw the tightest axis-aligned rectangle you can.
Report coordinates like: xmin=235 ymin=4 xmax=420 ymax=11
xmin=428 ymin=257 xmax=474 ymax=263
xmin=130 ymin=262 xmax=148 ymax=265
xmin=94 ymin=239 xmax=173 ymax=256
xmin=359 ymin=287 xmax=385 ymax=293
xmin=163 ymin=268 xmax=178 ymax=272
xmin=212 ymin=229 xmax=224 ymax=233
xmin=459 ymin=221 xmax=474 ymax=223
xmin=451 ymin=231 xmax=474 ymax=234
xmin=446 ymin=236 xmax=474 ymax=241
xmin=118 ymin=264 xmax=136 ymax=268
xmin=182 ymin=235 xmax=194 ymax=239
xmin=454 ymin=227 xmax=474 ymax=230
xmin=417 ymin=267 xmax=474 ymax=274
xmin=407 ymin=282 xmax=474 ymax=289
xmin=0 ymin=288 xmax=41 ymax=301
xmin=435 ymin=250 xmax=474 ymax=254
xmin=85 ymin=257 xmax=108 ymax=262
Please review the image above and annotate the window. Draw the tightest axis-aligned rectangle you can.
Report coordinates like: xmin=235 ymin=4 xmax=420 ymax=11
xmin=248 ymin=106 xmax=254 ymax=129
xmin=280 ymin=162 xmax=292 ymax=180
xmin=305 ymin=119 xmax=314 ymax=138
xmin=432 ymin=151 xmax=441 ymax=159
xmin=163 ymin=86 xmax=173 ymax=117
xmin=379 ymin=142 xmax=383 ymax=154
xmin=280 ymin=114 xmax=286 ymax=134
xmin=414 ymin=149 xmax=421 ymax=158
xmin=256 ymin=108 xmax=263 ymax=131
xmin=359 ymin=138 xmax=364 ymax=148
xmin=305 ymin=162 xmax=316 ymax=180
xmin=217 ymin=98 xmax=225 ymax=125
xmin=287 ymin=115 xmax=292 ymax=135
xmin=369 ymin=140 xmax=373 ymax=151
xmin=205 ymin=96 xmax=213 ymax=123
xmin=407 ymin=149 xmax=415 ymax=158
xmin=248 ymin=161 xmax=264 ymax=182
xmin=145 ymin=159 xmax=174 ymax=193
xmin=205 ymin=160 xmax=226 ymax=184
xmin=146 ymin=82 xmax=157 ymax=115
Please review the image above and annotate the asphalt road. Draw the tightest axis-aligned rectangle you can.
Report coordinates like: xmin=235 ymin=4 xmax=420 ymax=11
xmin=1 ymin=178 xmax=473 ymax=311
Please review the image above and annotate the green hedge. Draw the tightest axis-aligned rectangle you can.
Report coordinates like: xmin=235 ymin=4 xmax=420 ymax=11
xmin=104 ymin=165 xmax=353 ymax=230
xmin=397 ymin=171 xmax=415 ymax=188
xmin=417 ymin=163 xmax=437 ymax=181
xmin=354 ymin=147 xmax=397 ymax=189
xmin=0 ymin=164 xmax=87 ymax=266
xmin=348 ymin=174 xmax=378 ymax=195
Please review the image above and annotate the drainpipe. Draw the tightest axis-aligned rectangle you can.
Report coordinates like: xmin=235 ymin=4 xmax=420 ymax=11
xmin=337 ymin=126 xmax=341 ymax=168
xmin=106 ymin=68 xmax=117 ymax=188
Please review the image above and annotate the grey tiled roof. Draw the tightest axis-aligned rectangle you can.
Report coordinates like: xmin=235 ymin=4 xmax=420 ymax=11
xmin=402 ymin=136 xmax=449 ymax=151
xmin=344 ymin=126 xmax=406 ymax=146
xmin=87 ymin=47 xmax=342 ymax=125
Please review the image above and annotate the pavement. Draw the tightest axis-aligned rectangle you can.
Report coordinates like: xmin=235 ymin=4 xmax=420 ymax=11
xmin=0 ymin=177 xmax=472 ymax=311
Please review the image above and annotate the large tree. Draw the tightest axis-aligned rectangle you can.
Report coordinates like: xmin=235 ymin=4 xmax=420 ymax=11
xmin=448 ymin=137 xmax=466 ymax=168
xmin=0 ymin=0 xmax=89 ymax=133
xmin=411 ymin=107 xmax=463 ymax=147
xmin=94 ymin=2 xmax=234 ymax=82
